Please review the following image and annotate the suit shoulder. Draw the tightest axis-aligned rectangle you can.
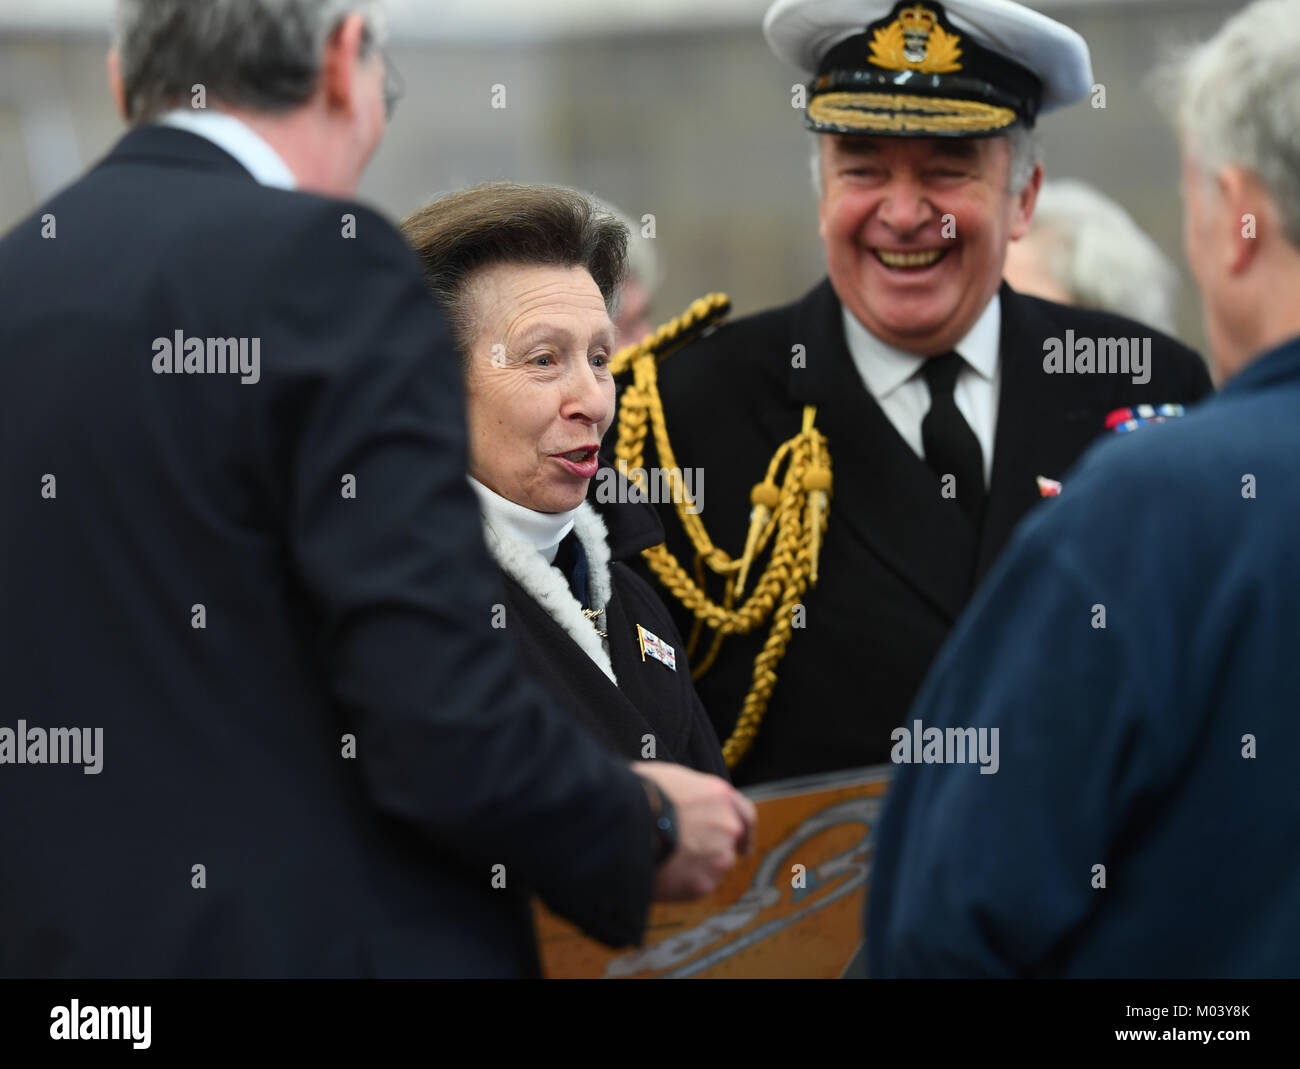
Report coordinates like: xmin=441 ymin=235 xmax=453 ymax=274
xmin=1016 ymin=292 xmax=1204 ymax=366
xmin=1052 ymin=394 xmax=1266 ymax=539
xmin=121 ymin=178 xmax=416 ymax=285
xmin=244 ymin=195 xmax=434 ymax=341
xmin=1012 ymin=290 xmax=1213 ymax=401
xmin=258 ymin=194 xmax=416 ymax=271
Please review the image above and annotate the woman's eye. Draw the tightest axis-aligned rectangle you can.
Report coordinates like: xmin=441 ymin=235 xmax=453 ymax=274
xmin=591 ymin=353 xmax=608 ymax=368
xmin=532 ymin=355 xmax=553 ymax=367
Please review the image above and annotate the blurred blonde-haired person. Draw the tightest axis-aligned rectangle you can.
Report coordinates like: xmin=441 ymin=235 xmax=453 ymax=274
xmin=1003 ymin=179 xmax=1181 ymax=335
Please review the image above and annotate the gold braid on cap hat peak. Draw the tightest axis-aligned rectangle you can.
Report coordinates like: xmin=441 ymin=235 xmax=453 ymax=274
xmin=610 ymin=294 xmax=832 ymax=770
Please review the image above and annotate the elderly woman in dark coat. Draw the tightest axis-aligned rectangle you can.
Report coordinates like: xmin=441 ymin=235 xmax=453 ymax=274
xmin=402 ymin=183 xmax=727 ymax=776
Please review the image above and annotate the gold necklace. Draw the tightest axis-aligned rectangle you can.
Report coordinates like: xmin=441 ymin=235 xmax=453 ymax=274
xmin=581 ymin=607 xmax=607 ymax=639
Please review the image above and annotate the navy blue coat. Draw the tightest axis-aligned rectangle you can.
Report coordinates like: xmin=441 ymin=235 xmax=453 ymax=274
xmin=0 ymin=126 xmax=655 ymax=977
xmin=868 ymin=337 xmax=1300 ymax=977
xmin=503 ymin=495 xmax=728 ymax=777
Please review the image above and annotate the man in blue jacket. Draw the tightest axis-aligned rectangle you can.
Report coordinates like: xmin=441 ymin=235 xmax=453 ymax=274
xmin=868 ymin=0 xmax=1300 ymax=977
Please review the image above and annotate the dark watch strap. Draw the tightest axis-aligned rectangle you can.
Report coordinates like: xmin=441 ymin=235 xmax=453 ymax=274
xmin=643 ymin=778 xmax=679 ymax=866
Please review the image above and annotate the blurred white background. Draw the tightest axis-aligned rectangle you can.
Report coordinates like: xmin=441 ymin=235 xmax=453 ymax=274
xmin=0 ymin=0 xmax=1250 ymax=346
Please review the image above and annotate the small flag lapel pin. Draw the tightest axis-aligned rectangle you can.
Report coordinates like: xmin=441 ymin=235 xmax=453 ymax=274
xmin=1037 ymin=475 xmax=1063 ymax=498
xmin=636 ymin=624 xmax=676 ymax=671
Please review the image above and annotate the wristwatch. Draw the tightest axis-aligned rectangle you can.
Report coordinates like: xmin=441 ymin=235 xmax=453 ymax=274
xmin=642 ymin=778 xmax=679 ymax=866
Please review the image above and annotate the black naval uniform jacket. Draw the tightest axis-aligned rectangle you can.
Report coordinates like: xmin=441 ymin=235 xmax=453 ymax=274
xmin=636 ymin=278 xmax=1214 ymax=786
xmin=494 ymin=493 xmax=729 ymax=779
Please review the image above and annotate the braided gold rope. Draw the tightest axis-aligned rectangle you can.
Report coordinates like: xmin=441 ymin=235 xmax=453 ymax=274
xmin=808 ymin=92 xmax=1017 ymax=133
xmin=612 ymin=295 xmax=832 ymax=769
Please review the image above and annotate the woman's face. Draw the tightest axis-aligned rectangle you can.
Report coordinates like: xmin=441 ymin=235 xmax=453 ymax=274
xmin=464 ymin=262 xmax=616 ymax=514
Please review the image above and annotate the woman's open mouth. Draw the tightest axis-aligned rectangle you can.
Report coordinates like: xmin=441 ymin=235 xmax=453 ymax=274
xmin=551 ymin=446 xmax=600 ymax=479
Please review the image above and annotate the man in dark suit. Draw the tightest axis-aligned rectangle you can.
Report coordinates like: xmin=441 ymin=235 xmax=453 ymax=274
xmin=869 ymin=0 xmax=1300 ymax=976
xmin=635 ymin=0 xmax=1213 ymax=786
xmin=0 ymin=0 xmax=752 ymax=977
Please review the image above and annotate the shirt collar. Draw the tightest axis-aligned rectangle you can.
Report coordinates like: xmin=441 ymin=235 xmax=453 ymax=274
xmin=841 ymin=293 xmax=1002 ymax=400
xmin=468 ymin=476 xmax=578 ymax=565
xmin=157 ymin=108 xmax=298 ymax=190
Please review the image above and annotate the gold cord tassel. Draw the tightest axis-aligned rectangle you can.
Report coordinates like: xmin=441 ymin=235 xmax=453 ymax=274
xmin=613 ymin=294 xmax=833 ymax=771
xmin=735 ymin=481 xmax=780 ymax=597
xmin=804 ymin=469 xmax=832 ymax=586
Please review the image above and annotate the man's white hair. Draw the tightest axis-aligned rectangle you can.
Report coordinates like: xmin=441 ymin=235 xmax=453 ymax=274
xmin=1023 ymin=180 xmax=1180 ymax=334
xmin=1161 ymin=0 xmax=1300 ymax=247
xmin=808 ymin=125 xmax=1041 ymax=197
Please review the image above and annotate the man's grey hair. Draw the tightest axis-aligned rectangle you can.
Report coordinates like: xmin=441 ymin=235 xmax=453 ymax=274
xmin=1005 ymin=124 xmax=1040 ymax=195
xmin=808 ymin=124 xmax=1041 ymax=197
xmin=1023 ymin=180 xmax=1180 ymax=334
xmin=113 ymin=0 xmax=386 ymax=122
xmin=1158 ymin=0 xmax=1300 ymax=248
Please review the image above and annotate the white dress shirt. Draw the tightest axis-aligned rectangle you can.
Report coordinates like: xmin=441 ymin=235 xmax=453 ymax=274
xmin=841 ymin=296 xmax=1002 ymax=487
xmin=158 ymin=108 xmax=298 ymax=190
xmin=468 ymin=476 xmax=577 ymax=565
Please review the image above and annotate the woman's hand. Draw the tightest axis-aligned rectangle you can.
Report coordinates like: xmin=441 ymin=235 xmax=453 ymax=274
xmin=632 ymin=761 xmax=757 ymax=902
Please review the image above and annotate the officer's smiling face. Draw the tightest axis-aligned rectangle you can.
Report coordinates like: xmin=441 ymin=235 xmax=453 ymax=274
xmin=818 ymin=134 xmax=1040 ymax=356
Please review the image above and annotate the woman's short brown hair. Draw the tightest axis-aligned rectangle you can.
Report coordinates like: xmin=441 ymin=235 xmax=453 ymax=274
xmin=401 ymin=182 xmax=629 ymax=360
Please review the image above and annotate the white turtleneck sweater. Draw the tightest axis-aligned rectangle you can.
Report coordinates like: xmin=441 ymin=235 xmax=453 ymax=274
xmin=468 ymin=476 xmax=618 ymax=683
xmin=468 ymin=476 xmax=576 ymax=563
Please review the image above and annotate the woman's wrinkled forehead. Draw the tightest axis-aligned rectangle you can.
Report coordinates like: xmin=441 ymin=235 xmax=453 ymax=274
xmin=465 ymin=263 xmax=615 ymax=356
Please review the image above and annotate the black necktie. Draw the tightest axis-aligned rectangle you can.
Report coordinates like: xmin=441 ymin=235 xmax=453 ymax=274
xmin=921 ymin=351 xmax=986 ymax=527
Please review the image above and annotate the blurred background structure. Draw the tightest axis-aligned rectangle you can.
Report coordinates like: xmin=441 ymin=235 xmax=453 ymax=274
xmin=0 ymin=0 xmax=1249 ymax=350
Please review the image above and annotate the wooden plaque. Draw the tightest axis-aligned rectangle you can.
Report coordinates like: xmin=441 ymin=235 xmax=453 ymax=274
xmin=535 ymin=765 xmax=892 ymax=978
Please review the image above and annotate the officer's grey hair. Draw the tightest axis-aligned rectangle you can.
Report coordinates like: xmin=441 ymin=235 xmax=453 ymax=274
xmin=113 ymin=0 xmax=386 ymax=122
xmin=1005 ymin=125 xmax=1041 ymax=195
xmin=1159 ymin=0 xmax=1300 ymax=248
xmin=808 ymin=124 xmax=1041 ymax=197
xmin=1022 ymin=180 xmax=1179 ymax=334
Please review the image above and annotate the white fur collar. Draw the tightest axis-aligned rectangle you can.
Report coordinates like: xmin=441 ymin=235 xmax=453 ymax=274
xmin=481 ymin=501 xmax=617 ymax=685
